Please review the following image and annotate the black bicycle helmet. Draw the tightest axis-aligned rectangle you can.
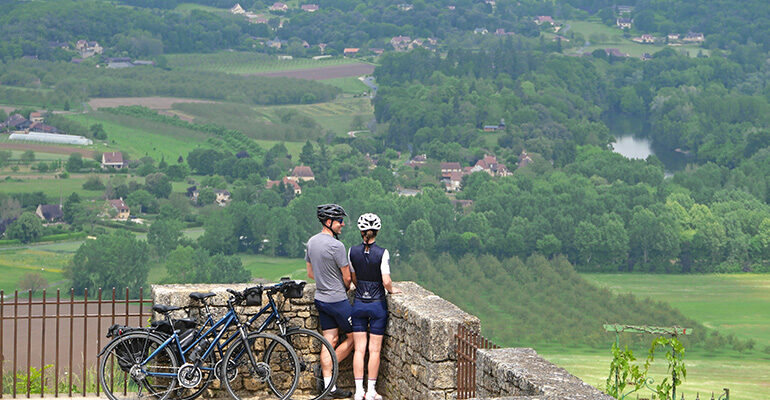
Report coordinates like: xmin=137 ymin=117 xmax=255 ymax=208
xmin=317 ymin=204 xmax=347 ymax=222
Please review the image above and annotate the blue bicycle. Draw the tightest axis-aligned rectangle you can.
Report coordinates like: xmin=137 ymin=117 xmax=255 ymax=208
xmin=98 ymin=288 xmax=300 ymax=400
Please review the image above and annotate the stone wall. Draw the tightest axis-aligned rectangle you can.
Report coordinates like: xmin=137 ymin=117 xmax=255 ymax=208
xmin=152 ymin=281 xmax=610 ymax=400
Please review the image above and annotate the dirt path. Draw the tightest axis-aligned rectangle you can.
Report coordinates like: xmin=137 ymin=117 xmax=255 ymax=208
xmin=249 ymin=63 xmax=375 ymax=80
xmin=0 ymin=142 xmax=96 ymax=156
xmin=88 ymin=97 xmax=218 ymax=110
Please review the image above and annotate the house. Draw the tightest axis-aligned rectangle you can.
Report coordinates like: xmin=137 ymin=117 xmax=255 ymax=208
xmin=518 ymin=150 xmax=533 ymax=169
xmin=132 ymin=60 xmax=155 ymax=66
xmin=495 ymin=28 xmax=507 ymax=36
xmin=616 ymin=5 xmax=634 ymax=14
xmin=250 ymin=16 xmax=268 ymax=24
xmin=29 ymin=112 xmax=44 ymax=123
xmin=474 ymin=154 xmax=511 ymax=177
xmin=450 ymin=199 xmax=473 ymax=209
xmin=632 ymin=34 xmax=655 ymax=43
xmin=667 ymin=33 xmax=680 ymax=41
xmin=230 ymin=3 xmax=245 ymax=14
xmin=534 ymin=16 xmax=554 ymax=25
xmin=266 ymin=38 xmax=282 ymax=49
xmin=102 ymin=152 xmax=124 ymax=169
xmin=48 ymin=41 xmax=69 ymax=50
xmin=641 ymin=53 xmax=653 ymax=61
xmin=483 ymin=119 xmax=506 ymax=132
xmin=269 ymin=2 xmax=288 ymax=11
xmin=443 ymin=171 xmax=464 ymax=192
xmin=390 ymin=36 xmax=412 ymax=51
xmin=108 ymin=199 xmax=130 ymax=221
xmin=187 ymin=186 xmax=199 ymax=202
xmin=405 ymin=154 xmax=427 ymax=168
xmin=343 ymin=48 xmax=359 ymax=56
xmin=683 ymin=32 xmax=705 ymax=42
xmin=29 ymin=122 xmax=59 ymax=133
xmin=616 ymin=18 xmax=632 ymax=29
xmin=440 ymin=162 xmax=462 ymax=174
xmin=397 ymin=3 xmax=413 ymax=11
xmin=4 ymin=114 xmax=29 ymax=131
xmin=75 ymin=40 xmax=103 ymax=57
xmin=604 ymin=48 xmax=629 ymax=58
xmin=474 ymin=28 xmax=489 ymax=35
xmin=267 ymin=177 xmax=302 ymax=195
xmin=397 ymin=188 xmax=421 ymax=197
xmin=35 ymin=204 xmax=63 ymax=222
xmin=214 ymin=189 xmax=231 ymax=206
xmin=370 ymin=48 xmax=385 ymax=55
xmin=448 ymin=5 xmax=455 ymax=10
xmin=288 ymin=165 xmax=315 ymax=182
xmin=301 ymin=4 xmax=319 ymax=12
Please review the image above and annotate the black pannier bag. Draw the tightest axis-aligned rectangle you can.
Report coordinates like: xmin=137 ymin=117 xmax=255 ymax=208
xmin=106 ymin=324 xmax=147 ymax=372
xmin=244 ymin=286 xmax=263 ymax=306
xmin=280 ymin=279 xmax=306 ymax=299
xmin=151 ymin=318 xmax=198 ymax=336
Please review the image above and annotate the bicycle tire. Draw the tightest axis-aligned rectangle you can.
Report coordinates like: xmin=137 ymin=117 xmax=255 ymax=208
xmin=221 ymin=332 xmax=300 ymax=400
xmin=272 ymin=328 xmax=338 ymax=400
xmin=99 ymin=331 xmax=178 ymax=400
xmin=172 ymin=350 xmax=216 ymax=400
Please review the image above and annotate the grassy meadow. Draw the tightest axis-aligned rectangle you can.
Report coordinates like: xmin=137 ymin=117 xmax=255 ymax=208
xmin=583 ymin=273 xmax=770 ymax=348
xmin=0 ymin=175 xmax=105 ymax=200
xmin=166 ymin=52 xmax=362 ymax=75
xmin=64 ymin=112 xmax=216 ymax=160
xmin=560 ymin=19 xmax=710 ymax=58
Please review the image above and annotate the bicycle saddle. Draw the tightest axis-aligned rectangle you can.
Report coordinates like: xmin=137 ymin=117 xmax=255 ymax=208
xmin=189 ymin=292 xmax=216 ymax=301
xmin=152 ymin=304 xmax=183 ymax=314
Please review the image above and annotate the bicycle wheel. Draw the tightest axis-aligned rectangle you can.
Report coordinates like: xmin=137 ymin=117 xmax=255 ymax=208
xmin=172 ymin=350 xmax=216 ymax=400
xmin=221 ymin=332 xmax=300 ymax=400
xmin=100 ymin=331 xmax=178 ymax=400
xmin=273 ymin=328 xmax=338 ymax=400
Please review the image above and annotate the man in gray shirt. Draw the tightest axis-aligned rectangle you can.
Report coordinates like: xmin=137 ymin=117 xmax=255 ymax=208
xmin=306 ymin=204 xmax=354 ymax=398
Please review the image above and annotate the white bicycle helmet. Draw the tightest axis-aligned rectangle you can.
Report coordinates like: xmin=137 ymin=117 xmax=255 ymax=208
xmin=357 ymin=213 xmax=382 ymax=231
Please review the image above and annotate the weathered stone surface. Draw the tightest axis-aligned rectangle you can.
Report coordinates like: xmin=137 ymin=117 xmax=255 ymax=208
xmin=475 ymin=348 xmax=614 ymax=400
xmin=153 ymin=281 xmax=610 ymax=400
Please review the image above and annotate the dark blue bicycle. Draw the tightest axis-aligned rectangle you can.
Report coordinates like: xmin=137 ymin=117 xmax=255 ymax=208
xmin=98 ymin=288 xmax=300 ymax=400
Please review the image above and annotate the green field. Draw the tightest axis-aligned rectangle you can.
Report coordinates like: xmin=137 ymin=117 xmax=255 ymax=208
xmin=0 ymin=175 xmax=105 ymax=199
xmin=173 ymin=3 xmax=227 ymax=14
xmin=166 ymin=52 xmax=362 ymax=75
xmin=321 ymin=77 xmax=371 ymax=94
xmin=64 ymin=112 xmax=214 ymax=160
xmin=0 ymin=248 xmax=72 ymax=293
xmin=258 ymin=95 xmax=374 ymax=136
xmin=561 ymin=19 xmax=709 ymax=58
xmin=552 ymin=273 xmax=770 ymax=400
xmin=241 ymin=255 xmax=307 ymax=282
xmin=583 ymin=273 xmax=770 ymax=348
xmin=542 ymin=352 xmax=770 ymax=400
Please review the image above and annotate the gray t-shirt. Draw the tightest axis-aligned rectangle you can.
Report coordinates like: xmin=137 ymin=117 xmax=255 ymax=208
xmin=305 ymin=232 xmax=349 ymax=302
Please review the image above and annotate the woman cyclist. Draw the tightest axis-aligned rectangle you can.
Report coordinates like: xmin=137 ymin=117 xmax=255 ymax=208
xmin=348 ymin=213 xmax=401 ymax=400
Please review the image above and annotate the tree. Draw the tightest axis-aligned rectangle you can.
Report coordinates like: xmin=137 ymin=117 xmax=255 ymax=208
xmin=89 ymin=123 xmax=107 ymax=140
xmin=67 ymin=230 xmax=150 ymax=295
xmin=197 ymin=187 xmax=217 ymax=206
xmin=82 ymin=176 xmax=105 ymax=190
xmin=66 ymin=153 xmax=83 ymax=172
xmin=198 ymin=211 xmax=238 ymax=255
xmin=147 ymin=218 xmax=184 ymax=260
xmin=145 ymin=172 xmax=172 ymax=198
xmin=403 ymin=219 xmax=435 ymax=255
xmin=18 ymin=272 xmax=47 ymax=295
xmin=6 ymin=212 xmax=44 ymax=243
xmin=126 ymin=189 xmax=159 ymax=213
xmin=20 ymin=150 xmax=35 ymax=163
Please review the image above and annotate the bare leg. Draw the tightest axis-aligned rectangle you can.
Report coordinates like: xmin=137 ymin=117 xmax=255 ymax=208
xmin=367 ymin=334 xmax=384 ymax=380
xmin=336 ymin=332 xmax=355 ymax=362
xmin=353 ymin=332 xmax=368 ymax=378
xmin=321 ymin=328 xmax=339 ymax=378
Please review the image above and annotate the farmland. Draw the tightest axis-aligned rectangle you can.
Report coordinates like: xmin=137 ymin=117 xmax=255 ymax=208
xmin=64 ymin=111 xmax=215 ymax=160
xmin=582 ymin=273 xmax=770 ymax=348
xmin=166 ymin=52 xmax=369 ymax=76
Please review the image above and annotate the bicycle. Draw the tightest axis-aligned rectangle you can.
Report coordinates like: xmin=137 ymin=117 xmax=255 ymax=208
xmin=244 ymin=278 xmax=339 ymax=400
xmin=98 ymin=289 xmax=300 ymax=400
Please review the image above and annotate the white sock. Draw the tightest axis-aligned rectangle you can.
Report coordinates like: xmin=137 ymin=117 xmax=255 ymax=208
xmin=367 ymin=379 xmax=376 ymax=394
xmin=355 ymin=378 xmax=364 ymax=395
xmin=324 ymin=376 xmax=336 ymax=391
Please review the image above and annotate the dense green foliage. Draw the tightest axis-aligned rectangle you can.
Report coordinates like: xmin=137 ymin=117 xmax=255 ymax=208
xmin=67 ymin=230 xmax=150 ymax=295
xmin=0 ymin=0 xmax=264 ymax=61
xmin=0 ymin=59 xmax=339 ymax=108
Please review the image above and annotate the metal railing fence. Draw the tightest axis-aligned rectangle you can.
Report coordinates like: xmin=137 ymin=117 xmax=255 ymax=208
xmin=0 ymin=288 xmax=152 ymax=398
xmin=455 ymin=324 xmax=498 ymax=400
